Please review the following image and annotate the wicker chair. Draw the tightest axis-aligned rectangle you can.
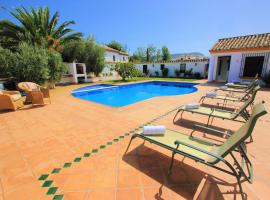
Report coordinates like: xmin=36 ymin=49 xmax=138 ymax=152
xmin=17 ymin=82 xmax=51 ymax=104
xmin=0 ymin=90 xmax=24 ymax=111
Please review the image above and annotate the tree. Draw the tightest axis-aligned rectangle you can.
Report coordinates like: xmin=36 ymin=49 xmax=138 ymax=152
xmin=61 ymin=36 xmax=105 ymax=76
xmin=107 ymin=40 xmax=126 ymax=52
xmin=61 ymin=40 xmax=86 ymax=62
xmin=146 ymin=44 xmax=156 ymax=62
xmin=0 ymin=46 xmax=17 ymax=77
xmin=115 ymin=62 xmax=138 ymax=80
xmin=84 ymin=38 xmax=105 ymax=76
xmin=162 ymin=45 xmax=171 ymax=61
xmin=0 ymin=6 xmax=82 ymax=51
xmin=156 ymin=49 xmax=162 ymax=61
xmin=129 ymin=54 xmax=141 ymax=62
xmin=13 ymin=42 xmax=50 ymax=84
xmin=47 ymin=50 xmax=67 ymax=83
xmin=0 ymin=42 xmax=67 ymax=84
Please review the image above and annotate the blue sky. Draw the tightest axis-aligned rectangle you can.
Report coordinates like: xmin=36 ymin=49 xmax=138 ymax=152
xmin=1 ymin=0 xmax=269 ymax=55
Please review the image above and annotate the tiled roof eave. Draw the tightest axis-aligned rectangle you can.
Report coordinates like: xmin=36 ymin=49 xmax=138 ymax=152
xmin=209 ymin=46 xmax=270 ymax=54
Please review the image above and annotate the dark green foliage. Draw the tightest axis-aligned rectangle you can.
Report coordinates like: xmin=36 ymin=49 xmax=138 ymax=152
xmin=184 ymin=68 xmax=193 ymax=77
xmin=61 ymin=37 xmax=105 ymax=76
xmin=47 ymin=50 xmax=67 ymax=82
xmin=193 ymin=72 xmax=201 ymax=78
xmin=0 ymin=46 xmax=17 ymax=77
xmin=174 ymin=69 xmax=181 ymax=77
xmin=162 ymin=46 xmax=171 ymax=61
xmin=14 ymin=42 xmax=50 ymax=84
xmin=61 ymin=40 xmax=86 ymax=62
xmin=0 ymin=6 xmax=82 ymax=50
xmin=107 ymin=40 xmax=126 ymax=52
xmin=162 ymin=68 xmax=169 ymax=77
xmin=115 ymin=62 xmax=139 ymax=80
xmin=84 ymin=40 xmax=105 ymax=76
xmin=0 ymin=43 xmax=66 ymax=84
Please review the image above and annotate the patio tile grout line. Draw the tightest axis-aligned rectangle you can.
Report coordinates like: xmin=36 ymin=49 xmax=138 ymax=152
xmin=36 ymin=105 xmax=181 ymax=200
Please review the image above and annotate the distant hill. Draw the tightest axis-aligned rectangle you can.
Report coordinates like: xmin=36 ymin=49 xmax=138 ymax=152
xmin=171 ymin=52 xmax=208 ymax=60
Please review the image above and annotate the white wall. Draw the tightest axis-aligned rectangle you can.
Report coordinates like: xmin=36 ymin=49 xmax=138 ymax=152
xmin=135 ymin=60 xmax=208 ymax=77
xmin=105 ymin=51 xmax=128 ymax=62
xmin=208 ymin=50 xmax=270 ymax=83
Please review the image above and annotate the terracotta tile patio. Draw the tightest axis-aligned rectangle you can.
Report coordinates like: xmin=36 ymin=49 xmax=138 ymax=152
xmin=0 ymin=81 xmax=269 ymax=200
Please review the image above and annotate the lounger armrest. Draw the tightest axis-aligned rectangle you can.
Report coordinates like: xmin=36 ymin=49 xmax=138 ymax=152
xmin=213 ymin=108 xmax=234 ymax=113
xmin=193 ymin=124 xmax=232 ymax=137
xmin=174 ymin=140 xmax=226 ymax=163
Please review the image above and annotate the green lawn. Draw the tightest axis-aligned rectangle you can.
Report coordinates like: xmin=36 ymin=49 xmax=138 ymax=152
xmin=102 ymin=77 xmax=199 ymax=84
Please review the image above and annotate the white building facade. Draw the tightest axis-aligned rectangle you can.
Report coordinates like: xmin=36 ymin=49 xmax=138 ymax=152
xmin=208 ymin=33 xmax=270 ymax=83
xmin=135 ymin=59 xmax=209 ymax=78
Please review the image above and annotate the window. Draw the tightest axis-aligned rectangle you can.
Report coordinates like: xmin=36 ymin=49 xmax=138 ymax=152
xmin=143 ymin=65 xmax=148 ymax=74
xmin=243 ymin=56 xmax=264 ymax=77
xmin=123 ymin=57 xmax=125 ymax=61
xmin=194 ymin=63 xmax=197 ymax=66
xmin=180 ymin=63 xmax=186 ymax=73
xmin=113 ymin=55 xmax=116 ymax=61
xmin=160 ymin=64 xmax=165 ymax=70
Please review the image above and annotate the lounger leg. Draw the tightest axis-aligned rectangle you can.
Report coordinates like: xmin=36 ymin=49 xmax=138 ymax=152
xmin=124 ymin=135 xmax=137 ymax=154
xmin=173 ymin=109 xmax=184 ymax=123
xmin=173 ymin=110 xmax=180 ymax=123
xmin=199 ymin=96 xmax=205 ymax=103
xmin=168 ymin=151 xmax=176 ymax=175
xmin=206 ymin=116 xmax=211 ymax=126
xmin=236 ymin=175 xmax=245 ymax=200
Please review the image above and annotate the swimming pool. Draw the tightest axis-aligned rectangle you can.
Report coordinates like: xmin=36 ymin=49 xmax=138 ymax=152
xmin=72 ymin=81 xmax=198 ymax=107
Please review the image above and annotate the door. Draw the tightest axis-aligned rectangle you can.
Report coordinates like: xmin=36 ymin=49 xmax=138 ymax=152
xmin=143 ymin=65 xmax=148 ymax=74
xmin=243 ymin=56 xmax=264 ymax=77
xmin=216 ymin=56 xmax=231 ymax=82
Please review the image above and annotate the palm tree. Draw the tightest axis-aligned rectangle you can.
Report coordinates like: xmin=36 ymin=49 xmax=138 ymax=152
xmin=0 ymin=6 xmax=82 ymax=51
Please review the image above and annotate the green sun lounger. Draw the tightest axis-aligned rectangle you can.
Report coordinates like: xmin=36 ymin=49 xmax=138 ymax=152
xmin=173 ymin=85 xmax=259 ymax=125
xmin=125 ymin=102 xmax=267 ymax=200
xmin=200 ymin=85 xmax=260 ymax=107
xmin=216 ymin=79 xmax=257 ymax=93
xmin=225 ymin=74 xmax=258 ymax=89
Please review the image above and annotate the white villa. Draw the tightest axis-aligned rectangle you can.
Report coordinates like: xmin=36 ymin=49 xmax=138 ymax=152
xmin=103 ymin=45 xmax=129 ymax=63
xmin=135 ymin=58 xmax=209 ymax=78
xmin=208 ymin=33 xmax=270 ymax=83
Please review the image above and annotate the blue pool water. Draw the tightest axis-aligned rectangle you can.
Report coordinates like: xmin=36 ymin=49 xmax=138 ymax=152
xmin=72 ymin=81 xmax=197 ymax=107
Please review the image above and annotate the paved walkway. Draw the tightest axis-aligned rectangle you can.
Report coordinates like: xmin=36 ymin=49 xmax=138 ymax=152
xmin=0 ymin=81 xmax=269 ymax=200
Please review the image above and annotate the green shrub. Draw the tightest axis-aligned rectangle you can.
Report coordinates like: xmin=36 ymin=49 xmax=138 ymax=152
xmin=61 ymin=40 xmax=86 ymax=63
xmin=174 ymin=69 xmax=180 ymax=77
xmin=84 ymin=41 xmax=105 ymax=76
xmin=0 ymin=46 xmax=17 ymax=77
xmin=0 ymin=43 xmax=66 ymax=84
xmin=115 ymin=62 xmax=139 ymax=80
xmin=162 ymin=67 xmax=169 ymax=77
xmin=48 ymin=50 xmax=67 ymax=82
xmin=184 ymin=68 xmax=193 ymax=77
xmin=193 ymin=72 xmax=201 ymax=79
xmin=61 ymin=38 xmax=105 ymax=76
xmin=14 ymin=42 xmax=50 ymax=84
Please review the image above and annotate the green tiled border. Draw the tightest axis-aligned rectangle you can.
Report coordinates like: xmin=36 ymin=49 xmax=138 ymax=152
xmin=37 ymin=105 xmax=180 ymax=199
